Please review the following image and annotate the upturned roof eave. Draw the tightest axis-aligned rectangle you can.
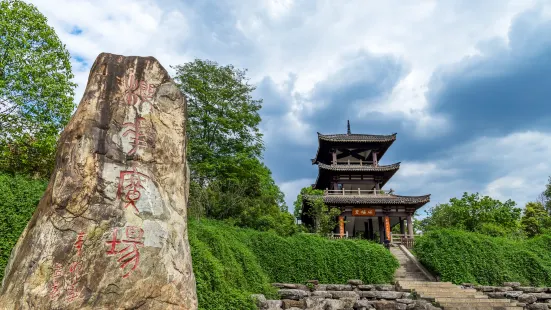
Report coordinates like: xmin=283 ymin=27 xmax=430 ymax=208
xmin=302 ymin=193 xmax=431 ymax=206
xmin=312 ymin=132 xmax=397 ymax=164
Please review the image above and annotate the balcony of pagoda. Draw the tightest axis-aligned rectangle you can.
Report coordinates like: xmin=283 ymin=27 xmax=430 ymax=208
xmin=324 ymin=188 xmax=394 ymax=196
xmin=331 ymin=159 xmax=375 ymax=166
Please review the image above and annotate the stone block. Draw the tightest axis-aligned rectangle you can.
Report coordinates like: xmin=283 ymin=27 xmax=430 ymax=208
xmin=527 ymin=303 xmax=550 ymax=310
xmin=504 ymin=282 xmax=521 ymax=287
xmin=278 ymin=289 xmax=310 ymax=300
xmin=505 ymin=291 xmax=524 ymax=298
xmin=375 ymin=284 xmax=395 ymax=291
xmin=519 ymin=294 xmax=538 ymax=304
xmin=282 ymin=299 xmax=306 ymax=309
xmin=349 ymin=279 xmax=364 ymax=286
xmin=325 ymin=299 xmax=345 ymax=310
xmin=250 ymin=294 xmax=267 ymax=308
xmin=311 ymin=291 xmax=332 ymax=298
xmin=373 ymin=300 xmax=396 ymax=310
xmin=521 ymin=287 xmax=547 ymax=293
xmin=358 ymin=285 xmax=374 ymax=291
xmin=326 ymin=284 xmax=354 ymax=291
xmin=327 ymin=291 xmax=359 ymax=299
xmin=375 ymin=291 xmax=405 ymax=299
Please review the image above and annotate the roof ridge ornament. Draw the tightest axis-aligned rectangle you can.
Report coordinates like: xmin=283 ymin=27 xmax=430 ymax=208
xmin=347 ymin=120 xmax=351 ymax=135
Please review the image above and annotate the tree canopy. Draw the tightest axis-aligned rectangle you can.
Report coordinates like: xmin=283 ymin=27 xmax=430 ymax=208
xmin=0 ymin=0 xmax=76 ymax=177
xmin=418 ymin=192 xmax=522 ymax=237
xmin=173 ymin=59 xmax=296 ymax=235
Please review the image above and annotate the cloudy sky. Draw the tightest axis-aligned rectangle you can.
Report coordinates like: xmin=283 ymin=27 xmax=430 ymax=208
xmin=29 ymin=0 xmax=551 ymax=215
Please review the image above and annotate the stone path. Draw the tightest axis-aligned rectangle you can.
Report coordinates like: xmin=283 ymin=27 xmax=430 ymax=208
xmin=397 ymin=280 xmax=523 ymax=310
xmin=390 ymin=246 xmax=431 ymax=282
xmin=391 ymin=247 xmax=522 ymax=309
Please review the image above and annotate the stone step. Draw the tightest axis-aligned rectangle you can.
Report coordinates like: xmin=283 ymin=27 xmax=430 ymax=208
xmin=438 ymin=303 xmax=519 ymax=309
xmin=442 ymin=307 xmax=523 ymax=310
xmin=409 ymin=288 xmax=479 ymax=294
xmin=435 ymin=298 xmax=513 ymax=303
xmin=419 ymin=293 xmax=488 ymax=299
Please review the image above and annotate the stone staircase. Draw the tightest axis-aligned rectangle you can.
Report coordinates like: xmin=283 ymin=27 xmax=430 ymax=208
xmin=397 ymin=280 xmax=523 ymax=310
xmin=390 ymin=246 xmax=431 ymax=282
xmin=390 ymin=246 xmax=522 ymax=310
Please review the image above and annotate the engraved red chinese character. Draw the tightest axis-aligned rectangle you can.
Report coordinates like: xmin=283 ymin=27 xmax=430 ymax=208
xmin=106 ymin=228 xmax=121 ymax=255
xmin=117 ymin=70 xmax=155 ymax=106
xmin=139 ymin=80 xmax=155 ymax=102
xmin=105 ymin=226 xmax=144 ymax=278
xmin=117 ymin=167 xmax=150 ymax=213
xmin=122 ymin=116 xmax=147 ymax=155
xmin=74 ymin=232 xmax=85 ymax=256
xmin=49 ymin=263 xmax=64 ymax=300
xmin=65 ymin=261 xmax=83 ymax=302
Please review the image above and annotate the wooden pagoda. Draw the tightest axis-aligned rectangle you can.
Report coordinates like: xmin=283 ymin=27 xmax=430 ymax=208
xmin=301 ymin=121 xmax=430 ymax=244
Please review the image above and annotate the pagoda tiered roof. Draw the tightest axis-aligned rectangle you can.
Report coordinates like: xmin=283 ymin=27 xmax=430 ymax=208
xmin=303 ymin=194 xmax=431 ymax=206
xmin=317 ymin=132 xmax=397 ymax=143
xmin=312 ymin=132 xmax=397 ymax=165
xmin=313 ymin=162 xmax=400 ymax=190
xmin=317 ymin=162 xmax=400 ymax=172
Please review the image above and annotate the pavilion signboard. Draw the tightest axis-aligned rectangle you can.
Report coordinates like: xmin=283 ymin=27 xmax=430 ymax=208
xmin=384 ymin=216 xmax=391 ymax=241
xmin=352 ymin=208 xmax=376 ymax=216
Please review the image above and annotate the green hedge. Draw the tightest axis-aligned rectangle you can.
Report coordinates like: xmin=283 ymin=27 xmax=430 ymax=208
xmin=0 ymin=173 xmax=48 ymax=282
xmin=0 ymin=173 xmax=399 ymax=310
xmin=189 ymin=219 xmax=398 ymax=309
xmin=414 ymin=229 xmax=551 ymax=286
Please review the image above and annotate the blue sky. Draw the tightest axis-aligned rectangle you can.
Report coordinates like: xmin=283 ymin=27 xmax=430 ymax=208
xmin=29 ymin=0 xmax=551 ymax=214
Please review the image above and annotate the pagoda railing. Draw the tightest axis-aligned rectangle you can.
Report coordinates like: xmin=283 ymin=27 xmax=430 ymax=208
xmin=333 ymin=159 xmax=375 ymax=166
xmin=324 ymin=189 xmax=393 ymax=196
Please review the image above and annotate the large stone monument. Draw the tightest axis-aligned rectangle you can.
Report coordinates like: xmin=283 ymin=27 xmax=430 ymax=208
xmin=0 ymin=53 xmax=198 ymax=309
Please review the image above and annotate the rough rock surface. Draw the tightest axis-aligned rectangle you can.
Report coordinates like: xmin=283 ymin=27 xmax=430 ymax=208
xmin=0 ymin=53 xmax=197 ymax=309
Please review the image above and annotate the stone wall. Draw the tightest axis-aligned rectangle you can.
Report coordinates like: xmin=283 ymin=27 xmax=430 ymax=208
xmin=251 ymin=280 xmax=441 ymax=310
xmin=464 ymin=282 xmax=551 ymax=309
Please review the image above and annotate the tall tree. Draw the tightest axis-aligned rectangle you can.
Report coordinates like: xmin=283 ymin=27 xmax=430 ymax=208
xmin=172 ymin=59 xmax=263 ymax=186
xmin=0 ymin=0 xmax=76 ymax=177
xmin=173 ymin=59 xmax=295 ymax=235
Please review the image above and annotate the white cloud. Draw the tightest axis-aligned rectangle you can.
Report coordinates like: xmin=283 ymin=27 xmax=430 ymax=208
xmin=25 ymin=0 xmax=551 ymax=217
xmin=387 ymin=131 xmax=551 ymax=213
xmin=279 ymin=178 xmax=314 ymax=213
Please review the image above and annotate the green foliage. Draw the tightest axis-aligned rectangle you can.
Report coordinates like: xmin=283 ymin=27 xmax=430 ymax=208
xmin=418 ymin=192 xmax=521 ymax=236
xmin=172 ymin=59 xmax=263 ymax=186
xmin=539 ymin=176 xmax=551 ymax=215
xmin=294 ymin=186 xmax=341 ymax=235
xmin=188 ymin=165 xmax=298 ymax=236
xmin=173 ymin=59 xmax=295 ymax=235
xmin=189 ymin=219 xmax=399 ymax=310
xmin=0 ymin=0 xmax=76 ymax=177
xmin=414 ymin=229 xmax=551 ymax=286
xmin=0 ymin=172 xmax=47 ymax=282
xmin=521 ymin=202 xmax=551 ymax=237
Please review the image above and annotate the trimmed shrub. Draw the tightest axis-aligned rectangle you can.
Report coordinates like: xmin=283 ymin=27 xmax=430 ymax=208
xmin=0 ymin=173 xmax=399 ymax=310
xmin=0 ymin=173 xmax=48 ymax=283
xmin=414 ymin=229 xmax=551 ymax=286
xmin=189 ymin=219 xmax=399 ymax=310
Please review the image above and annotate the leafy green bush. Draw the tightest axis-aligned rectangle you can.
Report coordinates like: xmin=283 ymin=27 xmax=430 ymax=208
xmin=0 ymin=172 xmax=48 ymax=282
xmin=0 ymin=173 xmax=398 ymax=309
xmin=190 ymin=219 xmax=398 ymax=310
xmin=414 ymin=229 xmax=551 ymax=286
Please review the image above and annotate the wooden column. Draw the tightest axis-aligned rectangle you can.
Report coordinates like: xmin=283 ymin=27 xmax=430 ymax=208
xmin=339 ymin=216 xmax=345 ymax=238
xmin=332 ymin=150 xmax=337 ymax=165
xmin=372 ymin=151 xmax=378 ymax=167
xmin=407 ymin=214 xmax=414 ymax=238
xmin=378 ymin=216 xmax=384 ymax=243
xmin=399 ymin=217 xmax=405 ymax=235
xmin=368 ymin=218 xmax=374 ymax=240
